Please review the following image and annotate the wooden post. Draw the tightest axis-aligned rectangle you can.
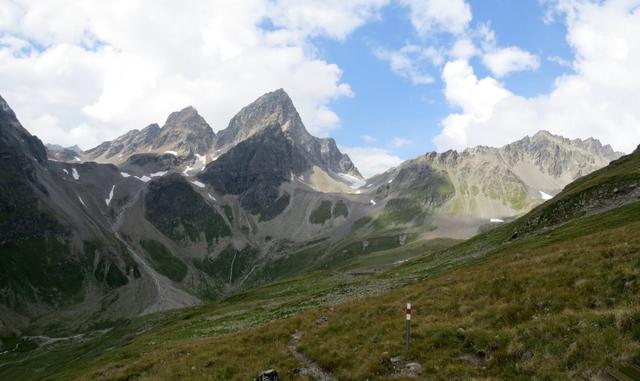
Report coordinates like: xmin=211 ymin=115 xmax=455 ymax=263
xmin=405 ymin=303 xmax=411 ymax=352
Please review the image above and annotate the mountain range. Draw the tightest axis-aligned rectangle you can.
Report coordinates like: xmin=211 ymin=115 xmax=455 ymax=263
xmin=0 ymin=89 xmax=623 ymax=336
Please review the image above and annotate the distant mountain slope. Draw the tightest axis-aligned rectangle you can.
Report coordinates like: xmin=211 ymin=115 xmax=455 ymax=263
xmin=358 ymin=131 xmax=623 ymax=239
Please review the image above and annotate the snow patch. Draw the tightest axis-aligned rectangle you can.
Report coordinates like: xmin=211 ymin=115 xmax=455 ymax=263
xmin=74 ymin=157 xmax=81 ymax=162
xmin=539 ymin=191 xmax=553 ymax=200
xmin=62 ymin=169 xmax=69 ymax=175
xmin=208 ymin=193 xmax=216 ymax=201
xmin=150 ymin=171 xmax=167 ymax=177
xmin=388 ymin=178 xmax=394 ymax=184
xmin=195 ymin=153 xmax=206 ymax=165
xmin=105 ymin=185 xmax=115 ymax=206
xmin=120 ymin=172 xmax=131 ymax=178
xmin=77 ymin=196 xmax=86 ymax=208
xmin=164 ymin=150 xmax=178 ymax=156
xmin=490 ymin=218 xmax=504 ymax=223
xmin=191 ymin=180 xmax=205 ymax=188
xmin=72 ymin=168 xmax=80 ymax=180
xmin=369 ymin=199 xmax=377 ymax=206
xmin=337 ymin=173 xmax=366 ymax=189
xmin=182 ymin=166 xmax=193 ymax=175
xmin=136 ymin=175 xmax=151 ymax=182
xmin=366 ymin=183 xmax=373 ymax=188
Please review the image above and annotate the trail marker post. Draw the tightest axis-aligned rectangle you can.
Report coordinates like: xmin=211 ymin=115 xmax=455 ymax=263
xmin=405 ymin=303 xmax=412 ymax=352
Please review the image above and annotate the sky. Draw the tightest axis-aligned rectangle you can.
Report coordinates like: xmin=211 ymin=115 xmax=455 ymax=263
xmin=1 ymin=0 xmax=640 ymax=177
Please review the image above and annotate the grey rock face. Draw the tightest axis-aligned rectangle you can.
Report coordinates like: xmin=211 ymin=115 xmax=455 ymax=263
xmin=152 ymin=106 xmax=214 ymax=154
xmin=200 ymin=125 xmax=309 ymax=218
xmin=85 ymin=106 xmax=215 ymax=163
xmin=85 ymin=123 xmax=161 ymax=161
xmin=144 ymin=174 xmax=230 ymax=245
xmin=500 ymin=130 xmax=623 ymax=179
xmin=214 ymin=89 xmax=362 ymax=178
xmin=0 ymin=95 xmax=63 ymax=243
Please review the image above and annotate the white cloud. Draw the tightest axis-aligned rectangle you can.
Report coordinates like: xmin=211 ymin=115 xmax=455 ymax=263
xmin=373 ymin=43 xmax=440 ymax=84
xmin=435 ymin=0 xmax=640 ymax=154
xmin=391 ymin=137 xmax=412 ymax=147
xmin=548 ymin=55 xmax=572 ymax=68
xmin=450 ymin=38 xmax=477 ymax=60
xmin=0 ymin=0 xmax=389 ymax=148
xmin=399 ymin=0 xmax=472 ymax=35
xmin=482 ymin=46 xmax=540 ymax=77
xmin=341 ymin=146 xmax=404 ymax=178
xmin=362 ymin=134 xmax=377 ymax=143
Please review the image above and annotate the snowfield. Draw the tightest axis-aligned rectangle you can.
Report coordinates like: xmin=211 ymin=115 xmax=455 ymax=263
xmin=337 ymin=173 xmax=366 ymax=189
xmin=105 ymin=185 xmax=115 ymax=206
xmin=539 ymin=190 xmax=553 ymax=200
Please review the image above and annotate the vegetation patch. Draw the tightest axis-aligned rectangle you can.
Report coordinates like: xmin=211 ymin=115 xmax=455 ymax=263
xmin=140 ymin=240 xmax=187 ymax=283
xmin=351 ymin=216 xmax=372 ymax=231
xmin=309 ymin=200 xmax=332 ymax=225
xmin=332 ymin=200 xmax=349 ymax=219
xmin=372 ymin=198 xmax=424 ymax=229
xmin=259 ymin=193 xmax=291 ymax=222
xmin=194 ymin=245 xmax=259 ymax=285
xmin=0 ymin=237 xmax=83 ymax=306
xmin=93 ymin=258 xmax=129 ymax=288
xmin=144 ymin=175 xmax=231 ymax=246
xmin=222 ymin=205 xmax=234 ymax=224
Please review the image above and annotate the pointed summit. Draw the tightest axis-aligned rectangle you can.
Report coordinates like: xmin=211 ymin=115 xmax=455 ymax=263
xmin=214 ymin=88 xmax=305 ymax=149
xmin=163 ymin=106 xmax=209 ymax=132
xmin=153 ymin=106 xmax=214 ymax=154
xmin=212 ymin=89 xmax=361 ymax=178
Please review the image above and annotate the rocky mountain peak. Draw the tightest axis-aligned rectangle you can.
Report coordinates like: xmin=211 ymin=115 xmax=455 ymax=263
xmin=214 ymin=88 xmax=308 ymax=150
xmin=0 ymin=94 xmax=47 ymax=164
xmin=526 ymin=130 xmax=620 ymax=160
xmin=213 ymin=89 xmax=361 ymax=178
xmin=163 ymin=106 xmax=211 ymax=133
xmin=0 ymin=95 xmax=19 ymax=126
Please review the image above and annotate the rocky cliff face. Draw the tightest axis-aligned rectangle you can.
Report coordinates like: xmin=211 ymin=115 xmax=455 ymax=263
xmin=200 ymin=125 xmax=311 ymax=219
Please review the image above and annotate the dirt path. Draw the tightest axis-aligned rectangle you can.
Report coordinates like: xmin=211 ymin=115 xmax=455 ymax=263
xmin=288 ymin=331 xmax=337 ymax=381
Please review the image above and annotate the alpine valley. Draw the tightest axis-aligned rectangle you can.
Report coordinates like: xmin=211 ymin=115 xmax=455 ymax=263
xmin=1 ymin=89 xmax=638 ymax=380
